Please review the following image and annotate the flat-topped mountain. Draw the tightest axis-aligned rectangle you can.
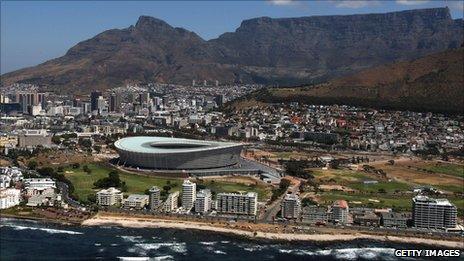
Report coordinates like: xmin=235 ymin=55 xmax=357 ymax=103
xmin=1 ymin=8 xmax=462 ymax=92
xmin=230 ymin=47 xmax=464 ymax=113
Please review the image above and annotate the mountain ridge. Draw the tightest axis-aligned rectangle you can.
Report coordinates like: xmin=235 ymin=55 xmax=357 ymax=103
xmin=230 ymin=47 xmax=464 ymax=114
xmin=1 ymin=7 xmax=462 ymax=92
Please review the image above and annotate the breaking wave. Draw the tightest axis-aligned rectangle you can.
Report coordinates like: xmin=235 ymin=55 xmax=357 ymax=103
xmin=1 ymin=224 xmax=83 ymax=235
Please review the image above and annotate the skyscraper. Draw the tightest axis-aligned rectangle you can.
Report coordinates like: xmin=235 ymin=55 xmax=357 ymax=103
xmin=181 ymin=180 xmax=196 ymax=211
xmin=90 ymin=91 xmax=102 ymax=112
xmin=109 ymin=93 xmax=121 ymax=112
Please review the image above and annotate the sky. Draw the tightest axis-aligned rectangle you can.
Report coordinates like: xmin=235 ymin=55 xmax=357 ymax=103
xmin=1 ymin=0 xmax=463 ymax=74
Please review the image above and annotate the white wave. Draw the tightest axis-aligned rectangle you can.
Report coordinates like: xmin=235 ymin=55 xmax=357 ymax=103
xmin=243 ymin=245 xmax=266 ymax=252
xmin=111 ymin=243 xmax=119 ymax=247
xmin=119 ymin=235 xmax=144 ymax=243
xmin=2 ymin=224 xmax=83 ymax=235
xmin=279 ymin=247 xmax=395 ymax=260
xmin=214 ymin=250 xmax=227 ymax=255
xmin=220 ymin=241 xmax=230 ymax=244
xmin=95 ymin=243 xmax=102 ymax=246
xmin=199 ymin=241 xmax=217 ymax=246
xmin=153 ymin=255 xmax=174 ymax=261
xmin=134 ymin=242 xmax=187 ymax=254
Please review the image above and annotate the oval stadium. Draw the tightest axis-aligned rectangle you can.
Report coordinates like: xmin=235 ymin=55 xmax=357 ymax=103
xmin=114 ymin=136 xmax=243 ymax=170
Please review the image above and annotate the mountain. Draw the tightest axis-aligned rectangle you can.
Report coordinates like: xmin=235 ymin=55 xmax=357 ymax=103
xmin=1 ymin=8 xmax=463 ymax=92
xmin=230 ymin=47 xmax=464 ymax=113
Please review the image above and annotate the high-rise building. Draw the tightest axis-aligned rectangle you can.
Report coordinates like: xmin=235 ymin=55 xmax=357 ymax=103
xmin=412 ymin=195 xmax=457 ymax=229
xmin=148 ymin=186 xmax=161 ymax=211
xmin=109 ymin=93 xmax=121 ymax=112
xmin=217 ymin=192 xmax=258 ymax=216
xmin=195 ymin=189 xmax=212 ymax=213
xmin=138 ymin=92 xmax=150 ymax=105
xmin=331 ymin=200 xmax=349 ymax=224
xmin=15 ymin=91 xmax=45 ymax=113
xmin=96 ymin=187 xmax=123 ymax=206
xmin=215 ymin=94 xmax=226 ymax=107
xmin=164 ymin=191 xmax=179 ymax=212
xmin=182 ymin=180 xmax=196 ymax=211
xmin=281 ymin=194 xmax=301 ymax=219
xmin=90 ymin=91 xmax=102 ymax=112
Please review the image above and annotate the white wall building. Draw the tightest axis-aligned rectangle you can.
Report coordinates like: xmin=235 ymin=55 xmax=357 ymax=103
xmin=165 ymin=191 xmax=179 ymax=212
xmin=281 ymin=194 xmax=301 ymax=219
xmin=195 ymin=189 xmax=212 ymax=213
xmin=148 ymin=186 xmax=161 ymax=211
xmin=96 ymin=187 xmax=123 ymax=206
xmin=123 ymin=194 xmax=149 ymax=209
xmin=182 ymin=180 xmax=196 ymax=211
xmin=0 ymin=188 xmax=21 ymax=209
xmin=217 ymin=192 xmax=258 ymax=216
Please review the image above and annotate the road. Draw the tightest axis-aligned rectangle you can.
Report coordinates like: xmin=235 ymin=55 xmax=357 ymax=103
xmin=259 ymin=177 xmax=301 ymax=222
xmin=57 ymin=181 xmax=83 ymax=209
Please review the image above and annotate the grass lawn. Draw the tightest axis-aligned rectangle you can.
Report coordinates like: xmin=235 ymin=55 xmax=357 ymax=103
xmin=348 ymin=180 xmax=412 ymax=193
xmin=317 ymin=191 xmax=413 ymax=211
xmin=63 ymin=164 xmax=270 ymax=203
xmin=424 ymin=163 xmax=464 ymax=178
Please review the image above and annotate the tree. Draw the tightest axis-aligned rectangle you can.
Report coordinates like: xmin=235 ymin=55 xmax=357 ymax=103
xmin=57 ymin=166 xmax=64 ymax=172
xmin=93 ymin=171 xmax=121 ymax=188
xmin=301 ymin=197 xmax=317 ymax=207
xmin=279 ymin=179 xmax=291 ymax=190
xmin=72 ymin=163 xmax=80 ymax=169
xmin=52 ymin=136 xmax=62 ymax=145
xmin=83 ymin=165 xmax=91 ymax=174
xmin=27 ymin=160 xmax=38 ymax=170
xmin=87 ymin=194 xmax=97 ymax=203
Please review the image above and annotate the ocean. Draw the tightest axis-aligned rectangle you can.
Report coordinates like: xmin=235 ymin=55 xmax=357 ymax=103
xmin=0 ymin=217 xmax=449 ymax=260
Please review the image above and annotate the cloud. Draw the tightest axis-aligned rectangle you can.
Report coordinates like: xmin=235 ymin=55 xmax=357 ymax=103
xmin=396 ymin=0 xmax=430 ymax=5
xmin=332 ymin=1 xmax=380 ymax=9
xmin=267 ymin=0 xmax=297 ymax=6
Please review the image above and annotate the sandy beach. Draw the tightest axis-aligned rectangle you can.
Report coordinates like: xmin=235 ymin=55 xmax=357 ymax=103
xmin=82 ymin=213 xmax=464 ymax=249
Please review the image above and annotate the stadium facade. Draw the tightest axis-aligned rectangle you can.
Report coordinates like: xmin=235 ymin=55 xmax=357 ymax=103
xmin=114 ymin=136 xmax=243 ymax=170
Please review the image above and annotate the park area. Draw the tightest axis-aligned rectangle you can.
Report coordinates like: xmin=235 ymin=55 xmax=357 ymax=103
xmin=62 ymin=163 xmax=271 ymax=204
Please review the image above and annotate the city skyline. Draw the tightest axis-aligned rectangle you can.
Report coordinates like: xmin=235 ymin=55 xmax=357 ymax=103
xmin=1 ymin=0 xmax=463 ymax=74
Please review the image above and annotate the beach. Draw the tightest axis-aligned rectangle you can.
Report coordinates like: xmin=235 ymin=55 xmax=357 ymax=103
xmin=82 ymin=213 xmax=464 ymax=249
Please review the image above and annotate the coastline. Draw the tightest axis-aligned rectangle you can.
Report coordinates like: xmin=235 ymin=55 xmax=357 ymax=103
xmin=81 ymin=213 xmax=464 ymax=249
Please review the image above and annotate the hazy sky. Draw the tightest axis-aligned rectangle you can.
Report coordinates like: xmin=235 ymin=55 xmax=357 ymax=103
xmin=1 ymin=0 xmax=463 ymax=74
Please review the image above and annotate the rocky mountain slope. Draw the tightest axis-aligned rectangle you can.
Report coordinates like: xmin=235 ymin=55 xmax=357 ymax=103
xmin=1 ymin=8 xmax=462 ymax=92
xmin=233 ymin=47 xmax=464 ymax=113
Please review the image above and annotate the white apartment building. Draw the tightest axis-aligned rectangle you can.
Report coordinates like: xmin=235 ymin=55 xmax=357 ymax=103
xmin=24 ymin=178 xmax=56 ymax=190
xmin=123 ymin=194 xmax=149 ymax=209
xmin=217 ymin=192 xmax=258 ymax=216
xmin=96 ymin=187 xmax=123 ymax=206
xmin=182 ymin=180 xmax=196 ymax=211
xmin=413 ymin=195 xmax=457 ymax=229
xmin=331 ymin=200 xmax=349 ymax=224
xmin=148 ymin=186 xmax=161 ymax=211
xmin=164 ymin=191 xmax=179 ymax=212
xmin=281 ymin=194 xmax=301 ymax=219
xmin=195 ymin=189 xmax=212 ymax=213
xmin=0 ymin=188 xmax=21 ymax=209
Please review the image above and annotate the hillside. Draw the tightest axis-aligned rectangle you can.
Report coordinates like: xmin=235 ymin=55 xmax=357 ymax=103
xmin=231 ymin=47 xmax=464 ymax=113
xmin=1 ymin=8 xmax=463 ymax=92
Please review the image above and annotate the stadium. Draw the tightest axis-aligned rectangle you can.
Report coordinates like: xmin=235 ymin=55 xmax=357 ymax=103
xmin=114 ymin=136 xmax=243 ymax=170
